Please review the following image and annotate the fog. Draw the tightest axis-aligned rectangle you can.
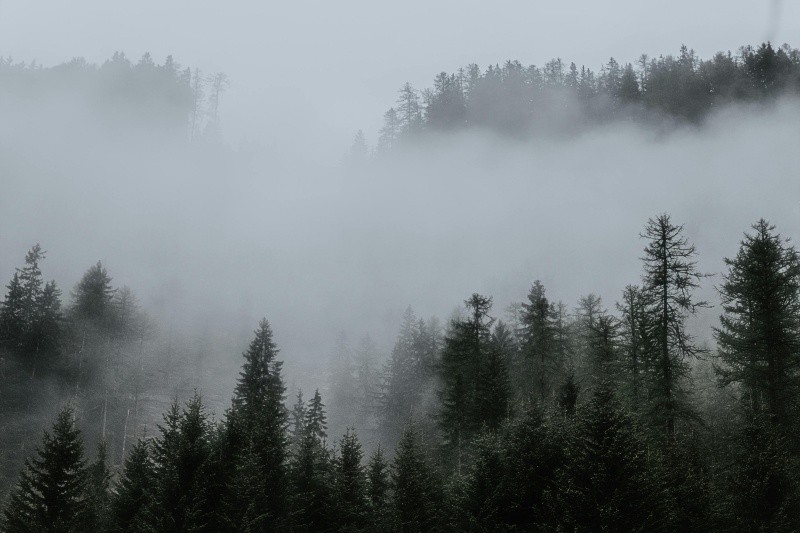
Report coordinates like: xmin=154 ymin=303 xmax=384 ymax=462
xmin=3 ymin=72 xmax=800 ymax=402
xmin=1 ymin=1 xmax=799 ymax=413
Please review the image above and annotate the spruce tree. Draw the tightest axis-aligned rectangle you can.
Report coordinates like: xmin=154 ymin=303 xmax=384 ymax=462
xmin=84 ymin=441 xmax=111 ymax=531
xmin=305 ymin=389 xmax=327 ymax=443
xmin=289 ymin=409 xmax=333 ymax=532
xmin=146 ymin=394 xmax=213 ymax=532
xmin=438 ymin=294 xmax=494 ymax=467
xmin=555 ymin=385 xmax=665 ymax=531
xmin=715 ymin=219 xmax=800 ymax=425
xmin=109 ymin=439 xmax=154 ymax=532
xmin=366 ymin=447 xmax=391 ymax=530
xmin=333 ymin=429 xmax=368 ymax=532
xmin=519 ymin=281 xmax=559 ymax=403
xmin=2 ymin=406 xmax=89 ymax=533
xmin=391 ymin=428 xmax=437 ymax=532
xmin=72 ymin=261 xmax=115 ymax=325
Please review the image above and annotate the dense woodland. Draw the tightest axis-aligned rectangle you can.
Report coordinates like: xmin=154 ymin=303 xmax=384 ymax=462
xmin=372 ymin=42 xmax=800 ymax=151
xmin=3 ymin=44 xmax=800 ymax=531
xmin=3 ymin=215 xmax=800 ymax=531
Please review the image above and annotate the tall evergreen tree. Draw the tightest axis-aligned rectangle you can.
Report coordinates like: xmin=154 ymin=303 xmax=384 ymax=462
xmin=640 ymin=214 xmax=707 ymax=436
xmin=519 ymin=281 xmax=559 ymax=402
xmin=109 ymin=439 xmax=154 ymax=532
xmin=2 ymin=407 xmax=89 ymax=533
xmin=366 ymin=447 xmax=391 ymax=530
xmin=391 ymin=428 xmax=437 ymax=532
xmin=438 ymin=294 xmax=494 ymax=468
xmin=71 ymin=261 xmax=115 ymax=326
xmin=333 ymin=429 xmax=368 ymax=532
xmin=715 ymin=219 xmax=800 ymax=425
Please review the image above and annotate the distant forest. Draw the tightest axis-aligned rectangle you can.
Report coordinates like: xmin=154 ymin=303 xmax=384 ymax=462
xmin=3 ymin=215 xmax=800 ymax=531
xmin=371 ymin=42 xmax=800 ymax=151
xmin=0 ymin=52 xmax=227 ymax=140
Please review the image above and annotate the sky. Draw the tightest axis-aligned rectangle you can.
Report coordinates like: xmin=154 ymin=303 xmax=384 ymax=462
xmin=1 ymin=0 xmax=798 ymax=157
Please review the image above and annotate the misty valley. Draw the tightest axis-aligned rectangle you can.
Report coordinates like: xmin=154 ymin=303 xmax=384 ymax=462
xmin=3 ymin=40 xmax=800 ymax=532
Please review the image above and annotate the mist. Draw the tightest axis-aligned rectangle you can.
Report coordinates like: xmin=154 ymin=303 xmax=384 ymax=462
xmin=4 ymin=92 xmax=799 ymax=388
xmin=4 ymin=4 xmax=800 ymax=529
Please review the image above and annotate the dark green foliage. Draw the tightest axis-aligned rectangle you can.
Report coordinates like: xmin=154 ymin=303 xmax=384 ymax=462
xmin=438 ymin=294 xmax=494 ymax=462
xmin=84 ymin=441 xmax=111 ymax=531
xmin=109 ymin=439 xmax=154 ymax=532
xmin=379 ymin=307 xmax=439 ymax=448
xmin=71 ymin=261 xmax=115 ymax=327
xmin=2 ymin=407 xmax=88 ymax=533
xmin=366 ymin=447 xmax=392 ymax=530
xmin=333 ymin=430 xmax=368 ymax=532
xmin=519 ymin=281 xmax=561 ymax=403
xmin=723 ymin=415 xmax=800 ymax=530
xmin=552 ymin=385 xmax=666 ymax=531
xmin=716 ymin=219 xmax=800 ymax=425
xmin=391 ymin=428 xmax=438 ymax=532
xmin=145 ymin=394 xmax=214 ymax=532
xmin=305 ymin=389 xmax=327 ymax=443
xmin=289 ymin=431 xmax=334 ymax=531
xmin=640 ymin=214 xmax=707 ymax=437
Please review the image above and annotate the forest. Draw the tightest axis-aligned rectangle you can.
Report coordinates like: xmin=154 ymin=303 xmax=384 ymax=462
xmin=2 ymin=43 xmax=800 ymax=531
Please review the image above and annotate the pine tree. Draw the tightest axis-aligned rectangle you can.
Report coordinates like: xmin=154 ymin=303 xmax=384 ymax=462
xmin=109 ymin=439 xmax=154 ymax=532
xmin=146 ymin=394 xmax=213 ymax=532
xmin=475 ymin=325 xmax=511 ymax=431
xmin=289 ymin=421 xmax=333 ymax=531
xmin=290 ymin=389 xmax=307 ymax=451
xmin=366 ymin=447 xmax=391 ymax=529
xmin=716 ymin=219 xmax=800 ymax=425
xmin=2 ymin=406 xmax=89 ymax=533
xmin=391 ymin=428 xmax=437 ymax=532
xmin=640 ymin=214 xmax=708 ymax=437
xmin=438 ymin=294 xmax=494 ymax=467
xmin=305 ymin=389 xmax=328 ymax=443
xmin=227 ymin=318 xmax=289 ymax=530
xmin=84 ymin=441 xmax=111 ymax=531
xmin=555 ymin=385 xmax=665 ymax=531
xmin=333 ymin=429 xmax=368 ymax=532
xmin=617 ymin=284 xmax=655 ymax=411
xmin=72 ymin=261 xmax=115 ymax=325
xmin=0 ymin=273 xmax=25 ymax=353
xmin=519 ymin=281 xmax=559 ymax=403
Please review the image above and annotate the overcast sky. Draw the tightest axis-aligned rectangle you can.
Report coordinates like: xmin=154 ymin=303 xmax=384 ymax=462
xmin=2 ymin=1 xmax=798 ymax=158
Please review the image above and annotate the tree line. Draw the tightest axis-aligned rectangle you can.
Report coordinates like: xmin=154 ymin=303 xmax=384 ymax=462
xmin=0 ymin=53 xmax=227 ymax=140
xmin=370 ymin=42 xmax=800 ymax=151
xmin=2 ymin=213 xmax=800 ymax=530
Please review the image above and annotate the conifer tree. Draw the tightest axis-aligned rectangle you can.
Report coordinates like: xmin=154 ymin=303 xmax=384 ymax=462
xmin=305 ymin=389 xmax=328 ymax=443
xmin=640 ymin=214 xmax=707 ymax=437
xmin=519 ymin=281 xmax=559 ymax=402
xmin=289 ymin=396 xmax=333 ymax=532
xmin=2 ymin=407 xmax=89 ymax=533
xmin=555 ymin=385 xmax=665 ymax=531
xmin=84 ymin=441 xmax=111 ymax=531
xmin=438 ymin=294 xmax=494 ymax=467
xmin=0 ymin=273 xmax=25 ymax=353
xmin=290 ymin=389 xmax=307 ymax=451
xmin=391 ymin=428 xmax=437 ymax=532
xmin=716 ymin=219 xmax=800 ymax=425
xmin=366 ymin=447 xmax=391 ymax=530
xmin=72 ymin=261 xmax=115 ymax=325
xmin=109 ymin=439 xmax=154 ymax=532
xmin=227 ymin=318 xmax=289 ymax=530
xmin=333 ymin=429 xmax=368 ymax=531
xmin=146 ymin=394 xmax=213 ymax=532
